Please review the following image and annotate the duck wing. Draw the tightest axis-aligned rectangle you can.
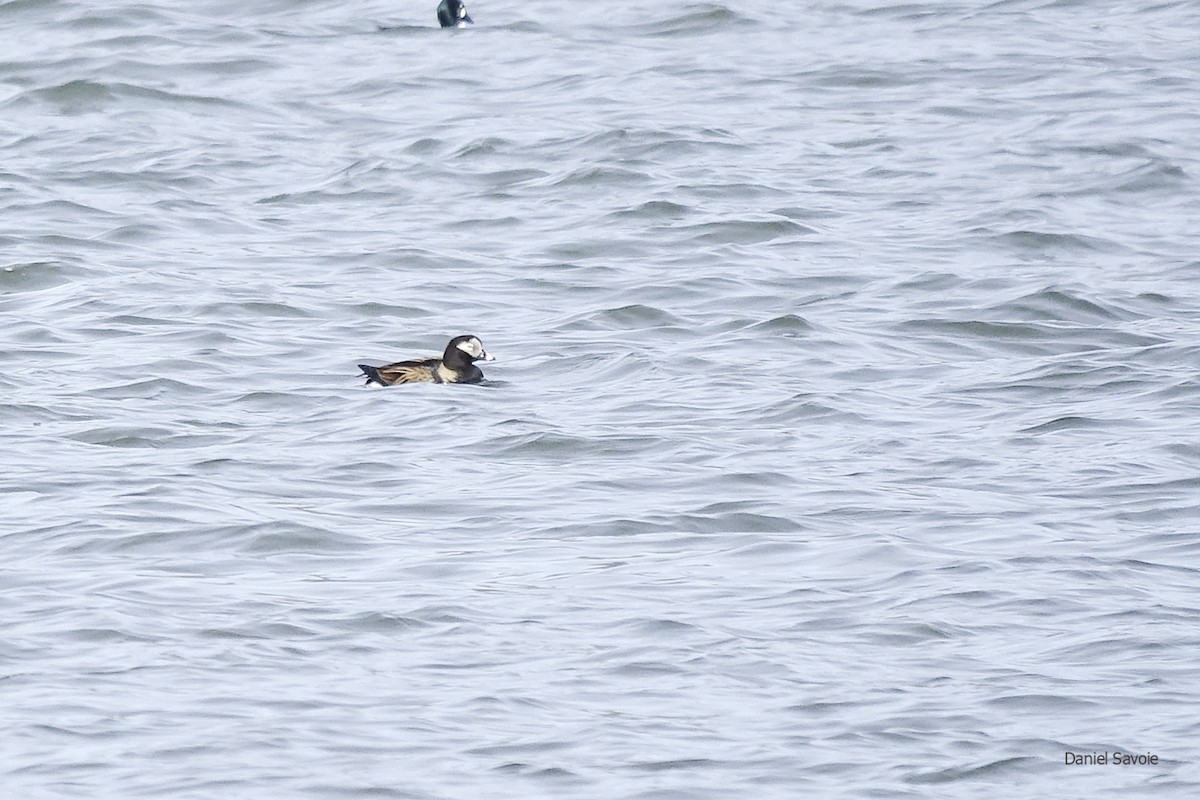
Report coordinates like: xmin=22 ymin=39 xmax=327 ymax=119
xmin=359 ymin=357 xmax=439 ymax=386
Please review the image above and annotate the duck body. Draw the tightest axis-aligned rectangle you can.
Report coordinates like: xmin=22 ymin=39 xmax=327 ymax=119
xmin=437 ymin=0 xmax=473 ymax=28
xmin=359 ymin=335 xmax=493 ymax=386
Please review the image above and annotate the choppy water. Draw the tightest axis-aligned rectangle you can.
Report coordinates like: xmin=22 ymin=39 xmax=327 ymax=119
xmin=3 ymin=0 xmax=1200 ymax=796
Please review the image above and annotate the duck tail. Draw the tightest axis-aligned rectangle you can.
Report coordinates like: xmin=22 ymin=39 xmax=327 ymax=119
xmin=358 ymin=364 xmax=384 ymax=386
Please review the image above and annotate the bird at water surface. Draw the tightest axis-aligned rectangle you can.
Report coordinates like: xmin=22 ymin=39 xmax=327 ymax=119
xmin=437 ymin=0 xmax=473 ymax=28
xmin=358 ymin=335 xmax=494 ymax=386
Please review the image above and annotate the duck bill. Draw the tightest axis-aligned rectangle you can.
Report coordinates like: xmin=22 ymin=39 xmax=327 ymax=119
xmin=479 ymin=351 xmax=495 ymax=362
xmin=461 ymin=14 xmax=474 ymax=25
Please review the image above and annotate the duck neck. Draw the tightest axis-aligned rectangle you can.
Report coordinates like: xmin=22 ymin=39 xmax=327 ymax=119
xmin=442 ymin=345 xmax=473 ymax=369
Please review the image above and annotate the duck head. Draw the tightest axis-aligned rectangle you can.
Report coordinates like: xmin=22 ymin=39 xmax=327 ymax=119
xmin=437 ymin=0 xmax=473 ymax=28
xmin=448 ymin=335 xmax=494 ymax=363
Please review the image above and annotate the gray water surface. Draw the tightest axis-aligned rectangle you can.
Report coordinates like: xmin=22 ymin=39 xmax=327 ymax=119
xmin=3 ymin=1 xmax=1200 ymax=797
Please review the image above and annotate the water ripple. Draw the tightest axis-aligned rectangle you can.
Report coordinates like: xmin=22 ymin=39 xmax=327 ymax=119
xmin=3 ymin=0 xmax=1200 ymax=797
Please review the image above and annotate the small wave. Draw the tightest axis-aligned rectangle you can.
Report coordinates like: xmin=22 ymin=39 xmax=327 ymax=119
xmin=560 ymin=304 xmax=690 ymax=332
xmin=815 ymin=68 xmax=919 ymax=89
xmin=88 ymin=378 xmax=205 ymax=399
xmin=608 ymin=200 xmax=692 ymax=220
xmin=1112 ymin=162 xmax=1188 ymax=194
xmin=66 ymin=422 xmax=227 ymax=448
xmin=898 ymin=317 xmax=1164 ymax=354
xmin=907 ymin=756 xmax=1041 ymax=785
xmin=239 ymin=522 xmax=366 ymax=555
xmin=0 ymin=260 xmax=85 ymax=293
xmin=488 ymin=431 xmax=653 ymax=460
xmin=987 ymin=229 xmax=1125 ymax=254
xmin=746 ymin=313 xmax=813 ymax=333
xmin=538 ymin=510 xmax=801 ymax=538
xmin=986 ymin=286 xmax=1126 ymax=323
xmin=257 ymin=188 xmax=397 ymax=206
xmin=347 ymin=302 xmax=432 ymax=318
xmin=630 ymin=757 xmax=723 ymax=771
xmin=5 ymin=79 xmax=236 ymax=114
xmin=679 ymin=218 xmax=816 ymax=245
xmin=196 ymin=300 xmax=316 ymax=319
xmin=1020 ymin=415 xmax=1109 ymax=434
xmin=453 ymin=136 xmax=515 ymax=158
xmin=375 ymin=24 xmax=434 ymax=35
xmin=544 ymin=165 xmax=649 ymax=188
xmin=639 ymin=3 xmax=753 ymax=37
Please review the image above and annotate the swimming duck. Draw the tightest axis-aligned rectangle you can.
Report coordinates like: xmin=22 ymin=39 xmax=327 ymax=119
xmin=437 ymin=0 xmax=473 ymax=28
xmin=359 ymin=335 xmax=494 ymax=386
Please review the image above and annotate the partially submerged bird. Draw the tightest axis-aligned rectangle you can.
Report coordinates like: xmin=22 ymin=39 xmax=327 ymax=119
xmin=359 ymin=335 xmax=494 ymax=386
xmin=437 ymin=0 xmax=473 ymax=28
